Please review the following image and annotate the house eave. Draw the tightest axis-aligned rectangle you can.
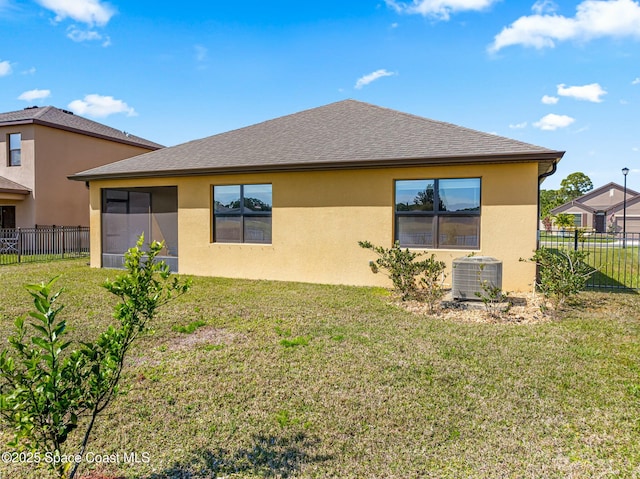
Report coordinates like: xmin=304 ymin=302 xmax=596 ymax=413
xmin=69 ymin=151 xmax=565 ymax=182
xmin=0 ymin=118 xmax=163 ymax=150
xmin=0 ymin=192 xmax=29 ymax=200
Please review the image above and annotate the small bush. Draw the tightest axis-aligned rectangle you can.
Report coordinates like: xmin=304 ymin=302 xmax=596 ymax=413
xmin=475 ymin=279 xmax=510 ymax=318
xmin=359 ymin=241 xmax=446 ymax=310
xmin=0 ymin=236 xmax=191 ymax=479
xmin=524 ymin=247 xmax=596 ymax=317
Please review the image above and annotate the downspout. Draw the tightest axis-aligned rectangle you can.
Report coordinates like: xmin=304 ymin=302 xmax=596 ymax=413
xmin=537 ymin=161 xmax=558 ymax=249
xmin=533 ymin=160 xmax=559 ymax=291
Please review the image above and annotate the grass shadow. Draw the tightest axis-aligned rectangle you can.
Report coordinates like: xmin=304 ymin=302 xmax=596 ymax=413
xmin=146 ymin=432 xmax=332 ymax=478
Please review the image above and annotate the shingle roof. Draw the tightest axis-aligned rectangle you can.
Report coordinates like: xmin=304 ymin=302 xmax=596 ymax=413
xmin=0 ymin=176 xmax=30 ymax=195
xmin=0 ymin=106 xmax=163 ymax=150
xmin=70 ymin=100 xmax=564 ymax=181
xmin=551 ymin=182 xmax=640 ymax=215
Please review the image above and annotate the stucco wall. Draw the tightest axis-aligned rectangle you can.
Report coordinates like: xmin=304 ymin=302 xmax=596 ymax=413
xmin=88 ymin=161 xmax=540 ymax=291
xmin=33 ymin=125 xmax=155 ymax=227
xmin=0 ymin=125 xmax=36 ymax=227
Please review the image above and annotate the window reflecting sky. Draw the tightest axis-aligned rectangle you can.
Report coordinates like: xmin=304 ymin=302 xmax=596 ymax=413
xmin=439 ymin=179 xmax=480 ymax=212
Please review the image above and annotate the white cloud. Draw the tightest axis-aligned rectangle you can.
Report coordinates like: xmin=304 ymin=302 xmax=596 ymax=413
xmin=489 ymin=0 xmax=640 ymax=52
xmin=36 ymin=0 xmax=115 ymax=27
xmin=18 ymin=89 xmax=51 ymax=102
xmin=509 ymin=122 xmax=528 ymax=129
xmin=0 ymin=60 xmax=11 ymax=76
xmin=355 ymin=69 xmax=396 ymax=89
xmin=632 ymin=77 xmax=640 ymax=84
xmin=22 ymin=67 xmax=37 ymax=75
xmin=532 ymin=0 xmax=558 ymax=15
xmin=557 ymin=83 xmax=607 ymax=102
xmin=68 ymin=94 xmax=136 ymax=118
xmin=66 ymin=26 xmax=110 ymax=45
xmin=385 ymin=0 xmax=498 ymax=21
xmin=542 ymin=95 xmax=559 ymax=104
xmin=534 ymin=113 xmax=575 ymax=130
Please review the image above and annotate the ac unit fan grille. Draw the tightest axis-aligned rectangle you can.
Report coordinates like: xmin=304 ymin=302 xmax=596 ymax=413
xmin=452 ymin=257 xmax=502 ymax=300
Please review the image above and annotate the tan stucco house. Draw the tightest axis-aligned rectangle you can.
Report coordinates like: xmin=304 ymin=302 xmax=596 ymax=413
xmin=71 ymin=100 xmax=564 ymax=291
xmin=0 ymin=106 xmax=162 ymax=228
xmin=551 ymin=182 xmax=640 ymax=233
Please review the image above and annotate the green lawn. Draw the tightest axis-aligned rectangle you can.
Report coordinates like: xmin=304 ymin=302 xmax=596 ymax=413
xmin=1 ymin=259 xmax=640 ymax=478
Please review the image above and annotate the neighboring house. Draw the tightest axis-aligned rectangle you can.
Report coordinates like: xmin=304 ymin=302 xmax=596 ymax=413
xmin=0 ymin=106 xmax=162 ymax=228
xmin=70 ymin=100 xmax=564 ymax=291
xmin=551 ymin=182 xmax=640 ymax=233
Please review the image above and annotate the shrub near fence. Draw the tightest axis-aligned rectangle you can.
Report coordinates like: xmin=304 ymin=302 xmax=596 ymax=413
xmin=539 ymin=229 xmax=640 ymax=290
xmin=0 ymin=226 xmax=89 ymax=266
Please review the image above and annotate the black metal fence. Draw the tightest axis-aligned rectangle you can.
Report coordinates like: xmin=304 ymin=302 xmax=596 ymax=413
xmin=539 ymin=229 xmax=640 ymax=290
xmin=0 ymin=226 xmax=89 ymax=266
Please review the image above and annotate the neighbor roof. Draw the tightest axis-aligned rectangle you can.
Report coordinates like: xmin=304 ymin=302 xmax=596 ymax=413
xmin=0 ymin=106 xmax=163 ymax=150
xmin=0 ymin=176 xmax=30 ymax=195
xmin=71 ymin=100 xmax=564 ymax=181
xmin=552 ymin=182 xmax=640 ymax=215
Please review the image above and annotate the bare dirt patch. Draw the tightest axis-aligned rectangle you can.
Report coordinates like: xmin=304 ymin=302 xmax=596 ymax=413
xmin=170 ymin=327 xmax=244 ymax=351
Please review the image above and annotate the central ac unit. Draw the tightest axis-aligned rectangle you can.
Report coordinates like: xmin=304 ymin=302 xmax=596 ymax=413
xmin=451 ymin=256 xmax=502 ymax=300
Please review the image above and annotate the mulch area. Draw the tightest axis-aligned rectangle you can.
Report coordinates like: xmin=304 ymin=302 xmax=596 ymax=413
xmin=395 ymin=291 xmax=551 ymax=324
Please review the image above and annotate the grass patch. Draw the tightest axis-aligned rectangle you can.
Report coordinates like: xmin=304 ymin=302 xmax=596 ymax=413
xmin=172 ymin=319 xmax=208 ymax=334
xmin=279 ymin=336 xmax=310 ymax=348
xmin=0 ymin=259 xmax=640 ymax=478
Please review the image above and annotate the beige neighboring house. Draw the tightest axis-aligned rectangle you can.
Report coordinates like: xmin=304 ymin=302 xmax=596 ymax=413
xmin=551 ymin=182 xmax=640 ymax=233
xmin=0 ymin=106 xmax=162 ymax=228
xmin=71 ymin=100 xmax=564 ymax=291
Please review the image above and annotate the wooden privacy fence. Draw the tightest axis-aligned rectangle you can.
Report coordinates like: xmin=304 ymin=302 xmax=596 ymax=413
xmin=0 ymin=226 xmax=89 ymax=266
xmin=539 ymin=229 xmax=640 ymax=290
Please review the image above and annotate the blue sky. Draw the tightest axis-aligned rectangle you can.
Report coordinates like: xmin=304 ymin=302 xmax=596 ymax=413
xmin=1 ymin=0 xmax=639 ymax=190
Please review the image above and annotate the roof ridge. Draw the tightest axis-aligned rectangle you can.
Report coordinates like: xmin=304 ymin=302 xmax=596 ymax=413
xmin=32 ymin=106 xmax=53 ymax=119
xmin=577 ymin=182 xmax=640 ymax=201
xmin=0 ymin=105 xmax=163 ymax=150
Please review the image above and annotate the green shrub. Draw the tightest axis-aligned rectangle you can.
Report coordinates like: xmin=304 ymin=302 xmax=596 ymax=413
xmin=359 ymin=241 xmax=446 ymax=309
xmin=554 ymin=213 xmax=576 ymax=230
xmin=474 ymin=279 xmax=510 ymax=318
xmin=524 ymin=247 xmax=595 ymax=317
xmin=0 ymin=236 xmax=191 ymax=479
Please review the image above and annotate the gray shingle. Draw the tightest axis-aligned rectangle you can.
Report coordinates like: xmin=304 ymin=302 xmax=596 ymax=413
xmin=0 ymin=106 xmax=163 ymax=150
xmin=0 ymin=176 xmax=30 ymax=194
xmin=71 ymin=100 xmax=563 ymax=180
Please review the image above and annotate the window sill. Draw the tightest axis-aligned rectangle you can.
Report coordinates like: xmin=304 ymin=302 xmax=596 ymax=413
xmin=212 ymin=242 xmax=273 ymax=246
xmin=404 ymin=246 xmax=481 ymax=252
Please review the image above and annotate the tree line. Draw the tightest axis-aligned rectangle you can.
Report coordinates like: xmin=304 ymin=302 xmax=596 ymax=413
xmin=540 ymin=171 xmax=593 ymax=221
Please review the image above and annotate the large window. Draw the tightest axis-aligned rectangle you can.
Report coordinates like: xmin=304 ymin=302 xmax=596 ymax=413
xmin=395 ymin=178 xmax=480 ymax=249
xmin=213 ymin=184 xmax=272 ymax=244
xmin=8 ymin=133 xmax=21 ymax=167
